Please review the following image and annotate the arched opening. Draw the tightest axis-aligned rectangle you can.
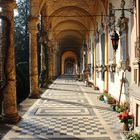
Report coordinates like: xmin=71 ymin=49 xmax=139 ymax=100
xmin=64 ymin=58 xmax=75 ymax=75
xmin=61 ymin=51 xmax=78 ymax=75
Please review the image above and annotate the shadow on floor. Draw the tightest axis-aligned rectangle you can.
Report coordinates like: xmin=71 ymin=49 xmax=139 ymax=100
xmin=40 ymin=97 xmax=112 ymax=112
xmin=8 ymin=118 xmax=111 ymax=140
xmin=48 ymin=87 xmax=100 ymax=95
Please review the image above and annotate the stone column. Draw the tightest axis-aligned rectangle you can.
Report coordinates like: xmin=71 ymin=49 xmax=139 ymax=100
xmin=28 ymin=17 xmax=39 ymax=98
xmin=1 ymin=1 xmax=21 ymax=123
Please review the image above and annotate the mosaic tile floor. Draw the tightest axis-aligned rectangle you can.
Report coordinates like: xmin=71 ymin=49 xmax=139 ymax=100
xmin=2 ymin=75 xmax=121 ymax=140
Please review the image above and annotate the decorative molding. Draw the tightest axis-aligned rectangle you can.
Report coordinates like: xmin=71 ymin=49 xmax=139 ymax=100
xmin=117 ymin=17 xmax=129 ymax=35
xmin=135 ymin=37 xmax=140 ymax=59
xmin=116 ymin=60 xmax=131 ymax=72
xmin=109 ymin=63 xmax=116 ymax=73
xmin=99 ymin=22 xmax=105 ymax=35
xmin=108 ymin=3 xmax=115 ymax=33
xmin=132 ymin=59 xmax=140 ymax=65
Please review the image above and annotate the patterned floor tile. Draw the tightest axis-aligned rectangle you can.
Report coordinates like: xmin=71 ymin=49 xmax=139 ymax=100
xmin=2 ymin=76 xmax=121 ymax=140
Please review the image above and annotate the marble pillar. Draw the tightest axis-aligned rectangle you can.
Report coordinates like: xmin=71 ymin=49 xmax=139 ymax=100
xmin=1 ymin=1 xmax=21 ymax=123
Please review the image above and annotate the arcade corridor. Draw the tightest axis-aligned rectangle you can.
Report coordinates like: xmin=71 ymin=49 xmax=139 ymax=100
xmin=2 ymin=76 xmax=122 ymax=140
xmin=0 ymin=0 xmax=140 ymax=139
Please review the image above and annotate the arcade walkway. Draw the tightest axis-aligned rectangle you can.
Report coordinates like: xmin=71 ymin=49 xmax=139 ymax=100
xmin=2 ymin=76 xmax=122 ymax=140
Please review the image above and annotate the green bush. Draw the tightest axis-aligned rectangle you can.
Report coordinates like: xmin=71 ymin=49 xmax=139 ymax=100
xmin=115 ymin=103 xmax=129 ymax=113
xmin=98 ymin=93 xmax=116 ymax=104
xmin=126 ymin=132 xmax=140 ymax=140
xmin=97 ymin=94 xmax=104 ymax=101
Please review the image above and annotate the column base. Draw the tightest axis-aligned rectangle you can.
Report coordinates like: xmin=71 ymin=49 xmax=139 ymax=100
xmin=29 ymin=94 xmax=40 ymax=99
xmin=3 ymin=113 xmax=21 ymax=124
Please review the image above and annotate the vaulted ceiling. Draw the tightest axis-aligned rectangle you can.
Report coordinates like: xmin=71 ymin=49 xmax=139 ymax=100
xmin=30 ymin=0 xmax=107 ymax=55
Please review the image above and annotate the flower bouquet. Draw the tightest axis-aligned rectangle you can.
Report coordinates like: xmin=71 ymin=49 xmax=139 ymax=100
xmin=118 ymin=111 xmax=134 ymax=131
xmin=118 ymin=111 xmax=134 ymax=124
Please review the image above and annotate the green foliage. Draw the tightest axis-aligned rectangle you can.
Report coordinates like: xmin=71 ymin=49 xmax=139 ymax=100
xmin=14 ymin=0 xmax=30 ymax=103
xmin=115 ymin=103 xmax=129 ymax=113
xmin=15 ymin=0 xmax=30 ymax=63
xmin=115 ymin=104 xmax=125 ymax=113
xmin=97 ymin=94 xmax=104 ymax=101
xmin=98 ymin=92 xmax=116 ymax=104
xmin=43 ymin=43 xmax=49 ymax=86
xmin=16 ymin=62 xmax=30 ymax=103
xmin=126 ymin=132 xmax=140 ymax=140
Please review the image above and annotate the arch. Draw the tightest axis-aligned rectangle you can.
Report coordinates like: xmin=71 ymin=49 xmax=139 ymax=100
xmin=55 ymin=29 xmax=84 ymax=41
xmin=61 ymin=51 xmax=77 ymax=75
xmin=30 ymin=0 xmax=46 ymax=17
xmin=52 ymin=20 xmax=88 ymax=31
xmin=59 ymin=35 xmax=82 ymax=44
xmin=64 ymin=58 xmax=75 ymax=75
xmin=47 ymin=6 xmax=95 ymax=29
xmin=101 ymin=0 xmax=108 ymax=13
xmin=48 ymin=6 xmax=94 ymax=22
xmin=49 ymin=20 xmax=88 ymax=41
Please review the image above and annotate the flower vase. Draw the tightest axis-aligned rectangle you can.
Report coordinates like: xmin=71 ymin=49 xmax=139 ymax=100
xmin=123 ymin=123 xmax=129 ymax=131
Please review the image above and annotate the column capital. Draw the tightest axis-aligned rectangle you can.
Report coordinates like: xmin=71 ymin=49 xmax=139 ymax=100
xmin=28 ymin=16 xmax=39 ymax=33
xmin=0 ymin=1 xmax=16 ymax=21
xmin=0 ymin=1 xmax=17 ymax=11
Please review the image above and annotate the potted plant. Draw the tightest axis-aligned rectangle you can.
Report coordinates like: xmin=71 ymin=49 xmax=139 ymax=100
xmin=117 ymin=111 xmax=134 ymax=131
xmin=94 ymin=86 xmax=99 ymax=90
xmin=97 ymin=94 xmax=104 ymax=101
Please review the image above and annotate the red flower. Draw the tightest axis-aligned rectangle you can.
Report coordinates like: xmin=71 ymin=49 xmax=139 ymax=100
xmin=117 ymin=111 xmax=134 ymax=124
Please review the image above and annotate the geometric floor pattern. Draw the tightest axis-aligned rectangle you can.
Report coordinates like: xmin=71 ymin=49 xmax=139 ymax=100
xmin=2 ymin=75 xmax=121 ymax=140
xmin=17 ymin=116 xmax=107 ymax=136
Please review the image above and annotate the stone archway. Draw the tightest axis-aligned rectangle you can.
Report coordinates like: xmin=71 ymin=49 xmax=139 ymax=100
xmin=61 ymin=51 xmax=77 ymax=75
xmin=64 ymin=58 xmax=75 ymax=75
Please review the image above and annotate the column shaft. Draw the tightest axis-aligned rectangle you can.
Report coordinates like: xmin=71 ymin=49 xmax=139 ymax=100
xmin=2 ymin=1 xmax=21 ymax=123
xmin=28 ymin=18 xmax=39 ymax=98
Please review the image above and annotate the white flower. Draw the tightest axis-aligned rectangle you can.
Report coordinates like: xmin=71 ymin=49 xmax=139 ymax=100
xmin=128 ymin=112 xmax=132 ymax=116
